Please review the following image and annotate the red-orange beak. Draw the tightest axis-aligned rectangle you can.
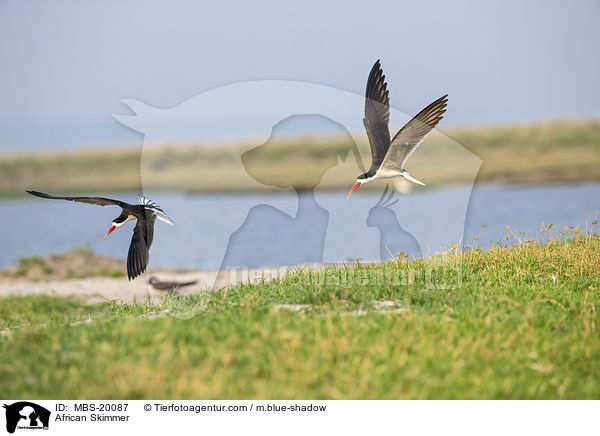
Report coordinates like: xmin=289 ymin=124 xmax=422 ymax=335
xmin=104 ymin=225 xmax=116 ymax=239
xmin=347 ymin=182 xmax=361 ymax=199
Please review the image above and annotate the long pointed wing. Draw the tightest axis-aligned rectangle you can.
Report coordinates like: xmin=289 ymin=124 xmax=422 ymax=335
xmin=363 ymin=60 xmax=391 ymax=169
xmin=127 ymin=214 xmax=155 ymax=280
xmin=380 ymin=94 xmax=448 ymax=172
xmin=26 ymin=190 xmax=130 ymax=208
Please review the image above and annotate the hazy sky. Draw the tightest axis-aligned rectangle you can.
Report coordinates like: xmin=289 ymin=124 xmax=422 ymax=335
xmin=0 ymin=0 xmax=599 ymax=149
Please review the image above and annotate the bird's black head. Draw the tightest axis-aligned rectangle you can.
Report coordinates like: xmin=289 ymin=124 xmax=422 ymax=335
xmin=347 ymin=172 xmax=373 ymax=198
xmin=105 ymin=213 xmax=133 ymax=239
xmin=113 ymin=214 xmax=128 ymax=224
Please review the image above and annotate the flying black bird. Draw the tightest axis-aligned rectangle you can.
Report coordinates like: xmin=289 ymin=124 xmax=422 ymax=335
xmin=26 ymin=190 xmax=174 ymax=280
xmin=148 ymin=276 xmax=198 ymax=293
xmin=347 ymin=60 xmax=448 ymax=198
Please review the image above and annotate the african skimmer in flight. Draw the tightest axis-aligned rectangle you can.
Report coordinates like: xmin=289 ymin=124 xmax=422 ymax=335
xmin=347 ymin=60 xmax=448 ymax=198
xmin=26 ymin=190 xmax=174 ymax=280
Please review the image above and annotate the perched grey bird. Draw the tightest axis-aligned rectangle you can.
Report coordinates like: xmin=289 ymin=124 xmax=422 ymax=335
xmin=347 ymin=59 xmax=448 ymax=197
xmin=26 ymin=190 xmax=174 ymax=280
xmin=148 ymin=277 xmax=198 ymax=293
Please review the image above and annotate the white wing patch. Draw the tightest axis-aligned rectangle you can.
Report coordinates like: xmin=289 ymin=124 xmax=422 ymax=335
xmin=401 ymin=171 xmax=426 ymax=186
xmin=138 ymin=194 xmax=176 ymax=226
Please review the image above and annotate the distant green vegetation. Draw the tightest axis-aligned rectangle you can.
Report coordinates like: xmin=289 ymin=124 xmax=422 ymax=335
xmin=449 ymin=119 xmax=600 ymax=184
xmin=0 ymin=247 xmax=125 ymax=281
xmin=1 ymin=229 xmax=599 ymax=399
xmin=452 ymin=119 xmax=600 ymax=152
xmin=1 ymin=118 xmax=599 ymax=198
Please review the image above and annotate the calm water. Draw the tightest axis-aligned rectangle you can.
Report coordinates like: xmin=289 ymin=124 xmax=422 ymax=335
xmin=1 ymin=182 xmax=599 ymax=271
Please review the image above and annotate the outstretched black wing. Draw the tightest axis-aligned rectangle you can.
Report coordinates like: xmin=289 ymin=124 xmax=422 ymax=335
xmin=363 ymin=60 xmax=391 ymax=172
xmin=126 ymin=211 xmax=156 ymax=280
xmin=26 ymin=190 xmax=130 ymax=208
xmin=380 ymin=94 xmax=448 ymax=172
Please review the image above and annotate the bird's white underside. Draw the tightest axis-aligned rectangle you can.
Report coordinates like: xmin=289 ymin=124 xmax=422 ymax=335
xmin=356 ymin=168 xmax=425 ymax=187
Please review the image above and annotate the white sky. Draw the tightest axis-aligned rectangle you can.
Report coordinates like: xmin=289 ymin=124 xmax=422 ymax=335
xmin=0 ymin=0 xmax=599 ymax=149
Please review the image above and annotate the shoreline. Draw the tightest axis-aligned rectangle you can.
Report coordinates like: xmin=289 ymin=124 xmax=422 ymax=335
xmin=0 ymin=248 xmax=305 ymax=303
xmin=1 ymin=179 xmax=600 ymax=202
xmin=0 ymin=267 xmax=299 ymax=304
xmin=1 ymin=118 xmax=599 ymax=198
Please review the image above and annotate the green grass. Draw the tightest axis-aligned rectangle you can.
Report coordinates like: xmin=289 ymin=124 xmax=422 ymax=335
xmin=1 ymin=230 xmax=599 ymax=399
xmin=2 ymin=118 xmax=600 ymax=197
xmin=0 ymin=295 xmax=107 ymax=330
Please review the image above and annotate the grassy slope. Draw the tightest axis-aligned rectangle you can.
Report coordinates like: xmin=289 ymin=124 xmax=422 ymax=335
xmin=1 ymin=119 xmax=600 ymax=197
xmin=1 ymin=233 xmax=599 ymax=399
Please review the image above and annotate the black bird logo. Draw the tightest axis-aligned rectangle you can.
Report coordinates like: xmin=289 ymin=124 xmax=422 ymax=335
xmin=26 ymin=190 xmax=174 ymax=280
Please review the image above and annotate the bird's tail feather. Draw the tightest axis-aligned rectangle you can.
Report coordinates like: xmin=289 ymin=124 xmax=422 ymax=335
xmin=402 ymin=171 xmax=426 ymax=186
xmin=138 ymin=194 xmax=176 ymax=226
xmin=156 ymin=213 xmax=176 ymax=226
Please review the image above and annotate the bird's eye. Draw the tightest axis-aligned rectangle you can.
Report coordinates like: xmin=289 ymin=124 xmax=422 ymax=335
xmin=358 ymin=174 xmax=367 ymax=179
